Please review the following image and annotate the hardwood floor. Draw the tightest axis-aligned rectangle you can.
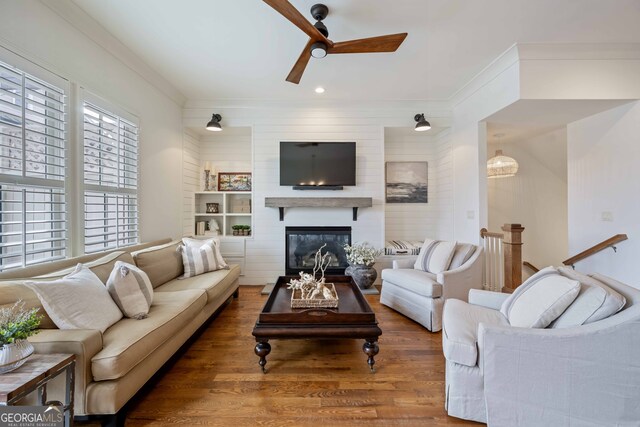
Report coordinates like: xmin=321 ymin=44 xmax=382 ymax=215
xmin=85 ymin=286 xmax=481 ymax=426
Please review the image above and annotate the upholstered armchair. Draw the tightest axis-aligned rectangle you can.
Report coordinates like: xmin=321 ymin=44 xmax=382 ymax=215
xmin=380 ymin=242 xmax=484 ymax=332
xmin=442 ymin=271 xmax=640 ymax=425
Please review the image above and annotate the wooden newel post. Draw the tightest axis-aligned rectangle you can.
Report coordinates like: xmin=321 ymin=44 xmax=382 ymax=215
xmin=501 ymin=223 xmax=525 ymax=293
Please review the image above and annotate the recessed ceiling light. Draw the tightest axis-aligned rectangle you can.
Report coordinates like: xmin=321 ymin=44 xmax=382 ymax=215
xmin=315 ymin=87 xmax=325 ymax=94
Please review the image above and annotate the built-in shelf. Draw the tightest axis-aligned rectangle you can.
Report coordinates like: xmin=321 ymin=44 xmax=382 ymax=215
xmin=194 ymin=191 xmax=252 ymax=236
xmin=265 ymin=197 xmax=373 ymax=221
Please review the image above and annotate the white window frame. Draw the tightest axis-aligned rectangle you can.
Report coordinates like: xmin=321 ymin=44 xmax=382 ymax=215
xmin=0 ymin=47 xmax=70 ymax=270
xmin=80 ymin=90 xmax=140 ymax=254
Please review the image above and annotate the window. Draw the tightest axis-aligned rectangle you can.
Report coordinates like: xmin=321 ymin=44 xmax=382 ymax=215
xmin=83 ymin=101 xmax=139 ymax=254
xmin=0 ymin=59 xmax=67 ymax=271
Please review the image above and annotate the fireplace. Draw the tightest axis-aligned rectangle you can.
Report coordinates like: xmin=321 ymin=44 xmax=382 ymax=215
xmin=285 ymin=226 xmax=351 ymax=275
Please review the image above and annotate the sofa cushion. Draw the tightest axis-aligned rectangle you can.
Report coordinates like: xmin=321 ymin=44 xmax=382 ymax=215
xmin=91 ymin=289 xmax=206 ymax=381
xmin=0 ymin=280 xmax=57 ymax=329
xmin=448 ymin=243 xmax=476 ymax=270
xmin=106 ymin=261 xmax=154 ymax=319
xmin=551 ymin=267 xmax=626 ymax=328
xmin=36 ymin=251 xmax=136 ymax=284
xmin=443 ymin=299 xmax=508 ymax=367
xmin=414 ymin=239 xmax=457 ymax=274
xmin=155 ymin=264 xmax=240 ymax=303
xmin=381 ymin=268 xmax=442 ymax=298
xmin=24 ymin=265 xmax=123 ymax=333
xmin=132 ymin=241 xmax=183 ymax=288
xmin=501 ymin=267 xmax=580 ymax=328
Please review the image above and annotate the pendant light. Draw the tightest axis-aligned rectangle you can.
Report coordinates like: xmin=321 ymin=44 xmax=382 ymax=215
xmin=487 ymin=149 xmax=519 ymax=178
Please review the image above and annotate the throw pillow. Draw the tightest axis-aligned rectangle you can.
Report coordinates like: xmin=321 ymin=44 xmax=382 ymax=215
xmin=448 ymin=243 xmax=476 ymax=270
xmin=413 ymin=239 xmax=457 ymax=274
xmin=550 ymin=267 xmax=626 ymax=328
xmin=106 ymin=261 xmax=154 ymax=319
xmin=183 ymin=237 xmax=228 ymax=268
xmin=179 ymin=239 xmax=229 ymax=278
xmin=501 ymin=267 xmax=581 ymax=328
xmin=24 ymin=264 xmax=123 ymax=333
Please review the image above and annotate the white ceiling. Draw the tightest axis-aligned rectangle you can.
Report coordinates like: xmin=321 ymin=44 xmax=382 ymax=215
xmin=486 ymin=100 xmax=633 ymax=143
xmin=70 ymin=0 xmax=640 ymax=102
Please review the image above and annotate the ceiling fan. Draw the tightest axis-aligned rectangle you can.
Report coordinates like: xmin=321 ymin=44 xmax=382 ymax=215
xmin=263 ymin=1 xmax=408 ymax=84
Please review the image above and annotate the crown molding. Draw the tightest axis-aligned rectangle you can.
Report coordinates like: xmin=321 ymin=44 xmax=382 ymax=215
xmin=40 ymin=0 xmax=186 ymax=106
xmin=449 ymin=44 xmax=520 ymax=108
xmin=183 ymin=98 xmax=452 ymax=114
xmin=449 ymin=43 xmax=640 ymax=109
xmin=517 ymin=43 xmax=640 ymax=60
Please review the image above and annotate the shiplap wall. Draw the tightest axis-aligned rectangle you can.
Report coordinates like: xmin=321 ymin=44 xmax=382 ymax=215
xmin=200 ymin=127 xmax=252 ymax=189
xmin=182 ymin=131 xmax=201 ymax=236
xmin=567 ymin=101 xmax=640 ymax=288
xmin=488 ymin=128 xmax=568 ymax=279
xmin=183 ymin=106 xmax=452 ymax=284
xmin=247 ymin=112 xmax=385 ymax=285
xmin=384 ymin=128 xmax=453 ymax=241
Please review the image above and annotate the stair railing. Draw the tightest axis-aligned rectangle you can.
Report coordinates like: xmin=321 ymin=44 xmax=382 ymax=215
xmin=523 ymin=261 xmax=540 ymax=274
xmin=481 ymin=224 xmax=525 ymax=293
xmin=562 ymin=234 xmax=628 ymax=268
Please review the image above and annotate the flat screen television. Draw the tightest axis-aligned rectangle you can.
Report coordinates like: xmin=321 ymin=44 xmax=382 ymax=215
xmin=280 ymin=141 xmax=356 ymax=188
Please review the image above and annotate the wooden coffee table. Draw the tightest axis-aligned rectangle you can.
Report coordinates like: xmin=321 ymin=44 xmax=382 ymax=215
xmin=252 ymin=275 xmax=382 ymax=373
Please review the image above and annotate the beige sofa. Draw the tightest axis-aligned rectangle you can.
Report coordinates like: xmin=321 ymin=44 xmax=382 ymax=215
xmin=0 ymin=238 xmax=240 ymax=425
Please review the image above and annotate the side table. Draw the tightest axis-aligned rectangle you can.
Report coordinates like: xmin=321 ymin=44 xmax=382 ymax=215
xmin=0 ymin=353 xmax=76 ymax=426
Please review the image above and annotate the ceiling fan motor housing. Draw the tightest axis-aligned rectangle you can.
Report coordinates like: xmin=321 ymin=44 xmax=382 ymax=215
xmin=314 ymin=21 xmax=329 ymax=37
xmin=310 ymin=4 xmax=329 ymax=21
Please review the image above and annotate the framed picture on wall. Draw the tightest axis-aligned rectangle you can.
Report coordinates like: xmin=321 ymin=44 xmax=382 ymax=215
xmin=218 ymin=172 xmax=252 ymax=191
xmin=385 ymin=161 xmax=428 ymax=203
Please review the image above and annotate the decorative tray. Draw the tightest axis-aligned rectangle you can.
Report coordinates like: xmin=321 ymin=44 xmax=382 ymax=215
xmin=291 ymin=283 xmax=339 ymax=309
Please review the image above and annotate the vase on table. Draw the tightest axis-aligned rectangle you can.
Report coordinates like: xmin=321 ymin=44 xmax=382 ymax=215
xmin=345 ymin=263 xmax=377 ymax=290
xmin=0 ymin=339 xmax=34 ymax=374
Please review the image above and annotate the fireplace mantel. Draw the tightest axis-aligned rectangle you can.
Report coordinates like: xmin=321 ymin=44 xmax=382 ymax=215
xmin=265 ymin=197 xmax=373 ymax=221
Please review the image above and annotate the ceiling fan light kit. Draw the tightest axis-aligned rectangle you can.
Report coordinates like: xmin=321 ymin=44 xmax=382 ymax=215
xmin=310 ymin=41 xmax=328 ymax=58
xmin=206 ymin=114 xmax=222 ymax=132
xmin=263 ymin=0 xmax=408 ymax=84
xmin=414 ymin=114 xmax=431 ymax=132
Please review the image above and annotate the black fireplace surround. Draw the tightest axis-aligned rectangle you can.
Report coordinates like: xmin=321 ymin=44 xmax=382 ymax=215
xmin=285 ymin=226 xmax=351 ymax=275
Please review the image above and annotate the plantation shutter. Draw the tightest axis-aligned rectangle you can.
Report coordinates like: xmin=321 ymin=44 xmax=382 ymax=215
xmin=83 ymin=101 xmax=139 ymax=254
xmin=0 ymin=59 xmax=68 ymax=271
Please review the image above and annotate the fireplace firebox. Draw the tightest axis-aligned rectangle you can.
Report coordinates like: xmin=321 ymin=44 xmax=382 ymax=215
xmin=285 ymin=226 xmax=351 ymax=275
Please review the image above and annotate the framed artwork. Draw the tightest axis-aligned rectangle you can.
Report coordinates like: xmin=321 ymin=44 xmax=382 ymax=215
xmin=385 ymin=161 xmax=428 ymax=203
xmin=218 ymin=172 xmax=252 ymax=192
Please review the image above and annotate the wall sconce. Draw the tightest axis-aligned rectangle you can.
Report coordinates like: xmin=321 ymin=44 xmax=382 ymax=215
xmin=414 ymin=113 xmax=431 ymax=132
xmin=206 ymin=114 xmax=222 ymax=132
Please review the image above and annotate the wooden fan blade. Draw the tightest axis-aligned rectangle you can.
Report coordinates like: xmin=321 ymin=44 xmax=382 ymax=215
xmin=263 ymin=0 xmax=333 ymax=46
xmin=286 ymin=39 xmax=313 ymax=84
xmin=328 ymin=33 xmax=407 ymax=54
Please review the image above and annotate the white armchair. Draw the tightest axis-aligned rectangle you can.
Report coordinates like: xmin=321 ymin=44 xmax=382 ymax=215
xmin=380 ymin=243 xmax=483 ymax=332
xmin=443 ymin=274 xmax=640 ymax=426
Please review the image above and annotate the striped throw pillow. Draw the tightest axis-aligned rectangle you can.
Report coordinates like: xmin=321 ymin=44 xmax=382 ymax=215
xmin=106 ymin=261 xmax=153 ymax=320
xmin=384 ymin=240 xmax=423 ymax=255
xmin=448 ymin=243 xmax=476 ymax=270
xmin=413 ymin=239 xmax=457 ymax=274
xmin=179 ymin=239 xmax=229 ymax=278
